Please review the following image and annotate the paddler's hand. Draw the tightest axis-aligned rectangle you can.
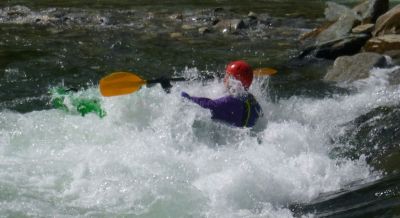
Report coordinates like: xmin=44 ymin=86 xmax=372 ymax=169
xmin=181 ymin=91 xmax=190 ymax=99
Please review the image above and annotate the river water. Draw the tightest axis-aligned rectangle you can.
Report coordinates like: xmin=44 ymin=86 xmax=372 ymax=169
xmin=1 ymin=1 xmax=400 ymax=217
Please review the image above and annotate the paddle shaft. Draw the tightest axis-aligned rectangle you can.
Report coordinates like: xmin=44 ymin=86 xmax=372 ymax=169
xmin=99 ymin=67 xmax=277 ymax=97
xmin=147 ymin=77 xmax=186 ymax=84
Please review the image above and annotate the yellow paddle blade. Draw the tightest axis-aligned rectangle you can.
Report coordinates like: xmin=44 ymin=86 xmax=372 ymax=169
xmin=253 ymin=67 xmax=278 ymax=76
xmin=99 ymin=72 xmax=147 ymax=97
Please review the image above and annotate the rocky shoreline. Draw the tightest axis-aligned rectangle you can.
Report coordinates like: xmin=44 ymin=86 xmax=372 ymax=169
xmin=298 ymin=0 xmax=400 ymax=83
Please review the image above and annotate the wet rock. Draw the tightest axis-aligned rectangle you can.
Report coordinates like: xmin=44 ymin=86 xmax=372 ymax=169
xmin=352 ymin=23 xmax=375 ymax=34
xmin=389 ymin=67 xmax=400 ymax=85
xmin=339 ymin=105 xmax=400 ymax=171
xmin=316 ymin=11 xmax=361 ymax=44
xmin=352 ymin=0 xmax=389 ymax=23
xmin=169 ymin=13 xmax=183 ymax=21
xmin=384 ymin=50 xmax=400 ymax=65
xmin=373 ymin=4 xmax=400 ymax=36
xmin=298 ymin=1 xmax=389 ymax=60
xmin=324 ymin=2 xmax=355 ymax=22
xmin=299 ymin=21 xmax=335 ymax=42
xmin=182 ymin=24 xmax=196 ymax=30
xmin=299 ymin=34 xmax=370 ymax=60
xmin=324 ymin=52 xmax=389 ymax=82
xmin=170 ymin=32 xmax=183 ymax=38
xmin=213 ymin=19 xmax=245 ymax=33
xmin=247 ymin=11 xmax=257 ymax=19
xmin=198 ymin=27 xmax=211 ymax=35
xmin=5 ymin=5 xmax=31 ymax=17
xmin=364 ymin=34 xmax=400 ymax=53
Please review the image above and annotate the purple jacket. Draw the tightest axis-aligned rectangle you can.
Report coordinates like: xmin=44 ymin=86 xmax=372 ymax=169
xmin=182 ymin=92 xmax=262 ymax=127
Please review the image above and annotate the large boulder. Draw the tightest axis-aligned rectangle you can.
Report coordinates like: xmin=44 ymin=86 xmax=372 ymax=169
xmin=324 ymin=52 xmax=390 ymax=82
xmin=364 ymin=34 xmax=400 ymax=53
xmin=373 ymin=4 xmax=400 ymax=36
xmin=352 ymin=0 xmax=389 ymax=23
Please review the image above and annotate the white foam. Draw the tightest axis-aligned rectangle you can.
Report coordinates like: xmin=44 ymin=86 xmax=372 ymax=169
xmin=1 ymin=67 xmax=398 ymax=217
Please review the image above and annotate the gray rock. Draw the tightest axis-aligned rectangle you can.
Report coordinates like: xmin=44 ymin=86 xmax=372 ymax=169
xmin=389 ymin=67 xmax=400 ymax=85
xmin=198 ymin=26 xmax=211 ymax=34
xmin=213 ymin=19 xmax=245 ymax=33
xmin=299 ymin=34 xmax=371 ymax=59
xmin=247 ymin=11 xmax=257 ymax=19
xmin=5 ymin=5 xmax=31 ymax=17
xmin=316 ymin=11 xmax=361 ymax=44
xmin=324 ymin=52 xmax=390 ymax=82
xmin=384 ymin=50 xmax=400 ymax=65
xmin=324 ymin=2 xmax=354 ymax=22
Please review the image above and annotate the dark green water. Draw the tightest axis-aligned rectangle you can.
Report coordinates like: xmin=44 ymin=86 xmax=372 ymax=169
xmin=1 ymin=0 xmax=400 ymax=217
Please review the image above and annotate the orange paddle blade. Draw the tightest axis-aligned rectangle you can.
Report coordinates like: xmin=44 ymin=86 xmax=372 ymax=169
xmin=253 ymin=67 xmax=278 ymax=76
xmin=99 ymin=72 xmax=147 ymax=97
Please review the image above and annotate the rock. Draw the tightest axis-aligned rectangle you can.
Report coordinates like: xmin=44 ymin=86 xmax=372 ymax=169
xmin=364 ymin=34 xmax=400 ymax=53
xmin=181 ymin=24 xmax=196 ymax=30
xmin=6 ymin=5 xmax=31 ymax=17
xmin=169 ymin=13 xmax=183 ymax=20
xmin=198 ymin=27 xmax=211 ymax=34
xmin=384 ymin=50 xmax=400 ymax=65
xmin=299 ymin=21 xmax=335 ymax=41
xmin=324 ymin=2 xmax=355 ymax=22
xmin=352 ymin=23 xmax=375 ymax=34
xmin=316 ymin=10 xmax=361 ymax=44
xmin=170 ymin=32 xmax=183 ymax=38
xmin=248 ymin=11 xmax=257 ymax=19
xmin=299 ymin=34 xmax=371 ymax=60
xmin=352 ymin=0 xmax=389 ymax=23
xmin=373 ymin=4 xmax=400 ymax=36
xmin=213 ymin=19 xmax=245 ymax=33
xmin=389 ymin=67 xmax=400 ymax=85
xmin=324 ymin=52 xmax=390 ymax=82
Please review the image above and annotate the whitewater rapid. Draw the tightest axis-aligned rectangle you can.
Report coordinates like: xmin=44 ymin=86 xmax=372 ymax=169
xmin=1 ymin=67 xmax=399 ymax=217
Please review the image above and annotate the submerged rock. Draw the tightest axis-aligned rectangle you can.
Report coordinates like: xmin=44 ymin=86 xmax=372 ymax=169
xmin=213 ymin=18 xmax=246 ymax=33
xmin=198 ymin=26 xmax=211 ymax=34
xmin=332 ymin=105 xmax=400 ymax=174
xmin=324 ymin=52 xmax=389 ymax=82
xmin=389 ymin=67 xmax=400 ymax=85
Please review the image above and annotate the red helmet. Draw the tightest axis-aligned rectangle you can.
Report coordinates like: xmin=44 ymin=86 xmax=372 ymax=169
xmin=225 ymin=60 xmax=253 ymax=89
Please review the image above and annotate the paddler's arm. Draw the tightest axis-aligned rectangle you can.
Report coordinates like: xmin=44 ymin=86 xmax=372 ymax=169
xmin=181 ymin=92 xmax=218 ymax=110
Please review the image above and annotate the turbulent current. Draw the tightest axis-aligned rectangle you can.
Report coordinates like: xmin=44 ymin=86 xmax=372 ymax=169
xmin=1 ymin=0 xmax=400 ymax=217
xmin=1 ymin=66 xmax=399 ymax=217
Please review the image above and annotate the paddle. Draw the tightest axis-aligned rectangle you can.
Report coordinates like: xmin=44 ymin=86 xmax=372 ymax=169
xmin=99 ymin=67 xmax=277 ymax=97
xmin=253 ymin=67 xmax=277 ymax=76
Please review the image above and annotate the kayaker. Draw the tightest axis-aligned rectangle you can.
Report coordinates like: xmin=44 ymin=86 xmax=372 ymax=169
xmin=181 ymin=60 xmax=263 ymax=127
